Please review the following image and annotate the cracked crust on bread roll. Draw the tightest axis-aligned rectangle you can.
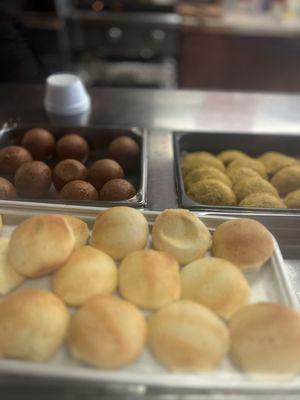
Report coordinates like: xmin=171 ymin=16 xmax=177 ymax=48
xmin=0 ymin=289 xmax=70 ymax=362
xmin=118 ymin=249 xmax=181 ymax=310
xmin=148 ymin=300 xmax=229 ymax=372
xmin=8 ymin=215 xmax=75 ymax=278
xmin=0 ymin=237 xmax=24 ymax=295
xmin=212 ymin=218 xmax=274 ymax=272
xmin=68 ymin=296 xmax=147 ymax=369
xmin=152 ymin=209 xmax=211 ymax=265
xmin=61 ymin=215 xmax=89 ymax=249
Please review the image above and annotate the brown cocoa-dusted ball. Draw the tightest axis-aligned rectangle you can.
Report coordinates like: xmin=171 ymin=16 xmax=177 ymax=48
xmin=60 ymin=180 xmax=98 ymax=201
xmin=0 ymin=146 xmax=32 ymax=179
xmin=14 ymin=161 xmax=52 ymax=198
xmin=56 ymin=134 xmax=89 ymax=162
xmin=107 ymin=136 xmax=140 ymax=170
xmin=53 ymin=159 xmax=88 ymax=191
xmin=0 ymin=177 xmax=16 ymax=199
xmin=89 ymin=159 xmax=124 ymax=190
xmin=21 ymin=128 xmax=56 ymax=160
xmin=99 ymin=179 xmax=136 ymax=201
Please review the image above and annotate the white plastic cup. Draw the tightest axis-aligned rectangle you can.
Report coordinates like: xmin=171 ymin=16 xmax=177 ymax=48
xmin=44 ymin=73 xmax=90 ymax=116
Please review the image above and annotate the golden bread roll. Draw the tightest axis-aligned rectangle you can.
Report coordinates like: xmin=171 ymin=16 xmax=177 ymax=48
xmin=62 ymin=215 xmax=89 ymax=249
xmin=217 ymin=150 xmax=248 ymax=165
xmin=284 ymin=189 xmax=300 ymax=208
xmin=257 ymin=151 xmax=299 ymax=176
xmin=118 ymin=249 xmax=181 ymax=310
xmin=227 ymin=158 xmax=267 ymax=179
xmin=239 ymin=193 xmax=286 ymax=209
xmin=181 ymin=257 xmax=250 ymax=319
xmin=181 ymin=152 xmax=225 ymax=176
xmin=233 ymin=176 xmax=279 ymax=202
xmin=184 ymin=167 xmax=232 ymax=190
xmin=52 ymin=245 xmax=117 ymax=306
xmin=8 ymin=215 xmax=75 ymax=278
xmin=227 ymin=167 xmax=261 ymax=186
xmin=152 ymin=209 xmax=211 ymax=265
xmin=0 ymin=289 xmax=69 ymax=361
xmin=0 ymin=237 xmax=24 ymax=295
xmin=187 ymin=179 xmax=237 ymax=206
xmin=212 ymin=218 xmax=274 ymax=272
xmin=68 ymin=296 xmax=146 ymax=368
xmin=229 ymin=302 xmax=300 ymax=375
xmin=148 ymin=300 xmax=229 ymax=371
xmin=271 ymin=165 xmax=300 ymax=196
xmin=91 ymin=207 xmax=148 ymax=260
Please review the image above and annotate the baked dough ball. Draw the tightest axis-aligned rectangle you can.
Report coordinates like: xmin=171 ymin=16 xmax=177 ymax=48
xmin=212 ymin=218 xmax=274 ymax=272
xmin=271 ymin=165 xmax=300 ymax=196
xmin=148 ymin=300 xmax=229 ymax=371
xmin=91 ymin=207 xmax=148 ymax=260
xmin=62 ymin=215 xmax=89 ymax=249
xmin=184 ymin=166 xmax=232 ymax=191
xmin=239 ymin=193 xmax=286 ymax=209
xmin=227 ymin=167 xmax=261 ymax=186
xmin=68 ymin=296 xmax=146 ymax=368
xmin=233 ymin=177 xmax=278 ymax=202
xmin=187 ymin=179 xmax=237 ymax=206
xmin=217 ymin=150 xmax=248 ymax=165
xmin=0 ymin=238 xmax=24 ymax=295
xmin=257 ymin=151 xmax=299 ymax=176
xmin=227 ymin=158 xmax=267 ymax=179
xmin=285 ymin=189 xmax=300 ymax=209
xmin=181 ymin=152 xmax=225 ymax=176
xmin=229 ymin=302 xmax=300 ymax=375
xmin=0 ymin=289 xmax=69 ymax=362
xmin=152 ymin=209 xmax=211 ymax=265
xmin=8 ymin=215 xmax=75 ymax=277
xmin=52 ymin=246 xmax=117 ymax=307
xmin=181 ymin=257 xmax=250 ymax=319
xmin=118 ymin=249 xmax=180 ymax=310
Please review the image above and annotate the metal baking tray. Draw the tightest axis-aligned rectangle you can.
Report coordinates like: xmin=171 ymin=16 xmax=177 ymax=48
xmin=0 ymin=123 xmax=148 ymax=209
xmin=0 ymin=206 xmax=298 ymax=394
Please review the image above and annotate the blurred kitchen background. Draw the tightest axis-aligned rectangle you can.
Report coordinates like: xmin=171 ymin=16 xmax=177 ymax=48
xmin=5 ymin=0 xmax=300 ymax=91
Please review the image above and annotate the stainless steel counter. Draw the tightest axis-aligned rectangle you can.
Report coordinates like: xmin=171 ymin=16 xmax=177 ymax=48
xmin=0 ymin=84 xmax=300 ymax=398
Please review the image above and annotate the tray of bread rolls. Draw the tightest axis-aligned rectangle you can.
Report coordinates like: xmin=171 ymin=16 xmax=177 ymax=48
xmin=0 ymin=206 xmax=299 ymax=393
xmin=0 ymin=123 xmax=147 ymax=209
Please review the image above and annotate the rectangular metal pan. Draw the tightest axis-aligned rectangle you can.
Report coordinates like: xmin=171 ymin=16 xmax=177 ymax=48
xmin=0 ymin=123 xmax=148 ymax=210
xmin=0 ymin=207 xmax=298 ymax=394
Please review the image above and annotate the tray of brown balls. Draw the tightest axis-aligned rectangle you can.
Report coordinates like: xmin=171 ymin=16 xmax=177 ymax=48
xmin=0 ymin=205 xmax=299 ymax=392
xmin=0 ymin=124 xmax=147 ymax=209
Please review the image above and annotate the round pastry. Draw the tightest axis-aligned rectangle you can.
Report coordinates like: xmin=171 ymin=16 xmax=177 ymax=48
xmin=152 ymin=209 xmax=211 ymax=265
xmin=233 ymin=177 xmax=278 ymax=202
xmin=0 ymin=237 xmax=24 ymax=295
xmin=227 ymin=158 xmax=267 ymax=179
xmin=181 ymin=152 xmax=225 ymax=176
xmin=0 ymin=289 xmax=69 ymax=362
xmin=60 ymin=180 xmax=98 ymax=201
xmin=184 ymin=167 xmax=232 ymax=191
xmin=89 ymin=159 xmax=124 ymax=190
xmin=0 ymin=177 xmax=16 ymax=199
xmin=99 ymin=178 xmax=136 ymax=201
xmin=53 ymin=159 xmax=88 ymax=191
xmin=284 ymin=189 xmax=300 ymax=209
xmin=239 ymin=193 xmax=287 ymax=209
xmin=181 ymin=257 xmax=250 ymax=319
xmin=14 ymin=161 xmax=52 ymax=198
xmin=107 ymin=136 xmax=140 ymax=170
xmin=118 ymin=249 xmax=181 ymax=310
xmin=217 ymin=150 xmax=248 ymax=165
xmin=148 ymin=300 xmax=229 ymax=371
xmin=21 ymin=128 xmax=56 ymax=160
xmin=227 ymin=167 xmax=261 ymax=186
xmin=8 ymin=214 xmax=75 ymax=277
xmin=229 ymin=302 xmax=300 ymax=375
xmin=56 ymin=134 xmax=89 ymax=162
xmin=53 ymin=245 xmax=117 ymax=307
xmin=91 ymin=207 xmax=148 ymax=260
xmin=62 ymin=215 xmax=89 ymax=249
xmin=257 ymin=151 xmax=299 ymax=176
xmin=0 ymin=146 xmax=32 ymax=179
xmin=270 ymin=165 xmax=300 ymax=196
xmin=212 ymin=218 xmax=274 ymax=272
xmin=68 ymin=296 xmax=146 ymax=368
xmin=187 ymin=179 xmax=237 ymax=206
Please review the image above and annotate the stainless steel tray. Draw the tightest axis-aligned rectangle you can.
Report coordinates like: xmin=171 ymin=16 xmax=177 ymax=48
xmin=0 ymin=123 xmax=148 ymax=209
xmin=0 ymin=207 xmax=298 ymax=393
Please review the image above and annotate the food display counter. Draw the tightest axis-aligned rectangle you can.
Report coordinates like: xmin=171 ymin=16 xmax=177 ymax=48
xmin=0 ymin=84 xmax=300 ymax=398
